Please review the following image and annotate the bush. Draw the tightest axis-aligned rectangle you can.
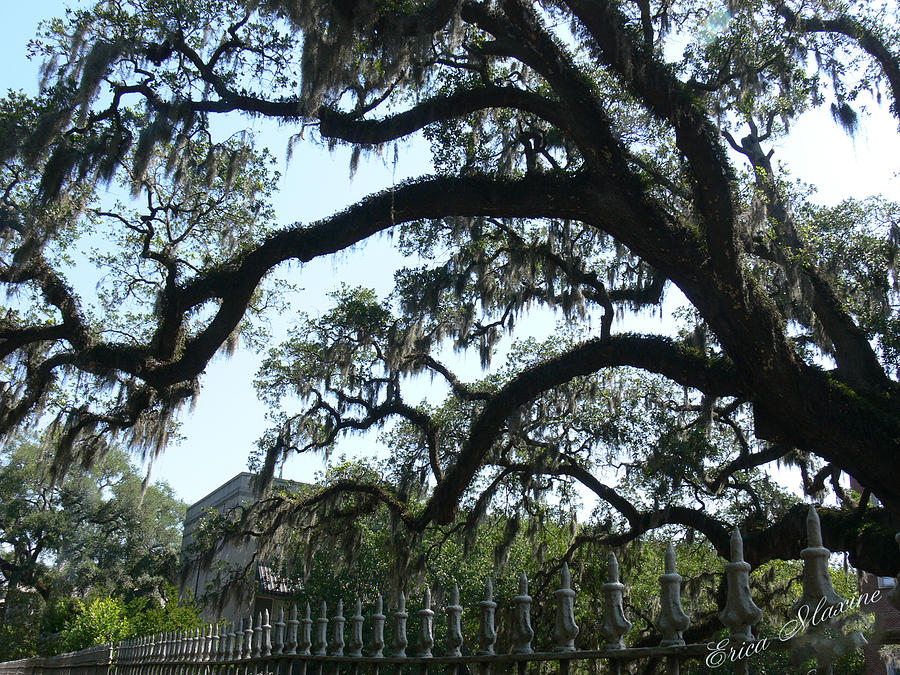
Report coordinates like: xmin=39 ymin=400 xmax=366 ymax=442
xmin=58 ymin=585 xmax=203 ymax=652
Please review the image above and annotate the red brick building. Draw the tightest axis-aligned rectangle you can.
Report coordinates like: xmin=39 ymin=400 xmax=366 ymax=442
xmin=859 ymin=570 xmax=899 ymax=675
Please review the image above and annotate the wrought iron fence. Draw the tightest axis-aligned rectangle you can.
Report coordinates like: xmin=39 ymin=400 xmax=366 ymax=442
xmin=2 ymin=506 xmax=899 ymax=675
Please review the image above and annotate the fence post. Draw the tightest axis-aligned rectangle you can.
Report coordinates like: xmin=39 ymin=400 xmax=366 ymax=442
xmin=348 ymin=600 xmax=364 ymax=657
xmin=445 ymin=585 xmax=463 ymax=658
xmin=720 ymin=529 xmax=763 ymax=675
xmin=262 ymin=609 xmax=272 ymax=658
xmin=331 ymin=601 xmax=345 ymax=656
xmin=285 ymin=604 xmax=299 ymax=656
xmin=370 ymin=596 xmax=385 ymax=659
xmin=511 ymin=573 xmax=533 ymax=656
xmin=299 ymin=603 xmax=313 ymax=656
xmin=792 ymin=506 xmax=866 ymax=675
xmin=274 ymin=608 xmax=286 ymax=657
xmin=657 ymin=543 xmax=690 ymax=675
xmin=600 ymin=552 xmax=631 ymax=675
xmin=418 ymin=588 xmax=434 ymax=658
xmin=553 ymin=563 xmax=579 ymax=652
xmin=392 ymin=593 xmax=408 ymax=658
xmin=314 ymin=602 xmax=328 ymax=656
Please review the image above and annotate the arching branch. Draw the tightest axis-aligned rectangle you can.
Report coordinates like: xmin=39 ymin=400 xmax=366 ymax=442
xmin=318 ymin=87 xmax=571 ymax=145
xmin=420 ymin=333 xmax=747 ymax=526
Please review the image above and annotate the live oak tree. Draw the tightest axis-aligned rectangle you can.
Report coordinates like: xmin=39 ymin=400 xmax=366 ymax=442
xmin=2 ymin=0 xmax=900 ymax=589
xmin=0 ymin=439 xmax=188 ymax=657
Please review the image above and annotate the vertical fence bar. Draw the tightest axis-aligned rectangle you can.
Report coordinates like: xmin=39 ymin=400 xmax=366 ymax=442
xmin=657 ymin=543 xmax=690 ymax=675
xmin=331 ymin=600 xmax=345 ymax=657
xmin=553 ymin=563 xmax=579 ymax=675
xmin=417 ymin=588 xmax=434 ymax=664
xmin=348 ymin=600 xmax=364 ymax=658
xmin=719 ymin=529 xmax=763 ymax=675
xmin=314 ymin=602 xmax=328 ymax=656
xmin=371 ymin=596 xmax=385 ymax=659
xmin=393 ymin=593 xmax=408 ymax=659
xmin=252 ymin=612 xmax=262 ymax=659
xmin=791 ymin=506 xmax=867 ymax=675
xmin=601 ymin=553 xmax=632 ymax=675
xmin=477 ymin=579 xmax=497 ymax=675
xmin=445 ymin=584 xmax=462 ymax=675
xmin=262 ymin=609 xmax=272 ymax=658
xmin=274 ymin=608 xmax=286 ymax=657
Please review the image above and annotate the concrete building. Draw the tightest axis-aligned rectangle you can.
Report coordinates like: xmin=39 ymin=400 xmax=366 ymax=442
xmin=179 ymin=472 xmax=300 ymax=624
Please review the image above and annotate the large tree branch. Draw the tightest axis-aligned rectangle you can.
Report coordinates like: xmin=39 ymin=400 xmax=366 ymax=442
xmin=420 ymin=334 xmax=746 ymax=526
xmin=318 ymin=86 xmax=571 ymax=145
xmin=555 ymin=464 xmax=899 ymax=573
xmin=731 ymin=122 xmax=888 ymax=392
xmin=561 ymin=0 xmax=741 ymax=274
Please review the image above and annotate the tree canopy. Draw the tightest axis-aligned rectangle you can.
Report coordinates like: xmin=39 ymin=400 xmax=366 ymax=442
xmin=0 ymin=438 xmax=190 ymax=657
xmin=1 ymin=0 xmax=900 ymax=582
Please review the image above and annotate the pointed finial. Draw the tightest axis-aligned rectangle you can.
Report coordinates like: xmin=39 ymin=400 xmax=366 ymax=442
xmin=561 ymin=562 xmax=572 ymax=588
xmin=609 ymin=553 xmax=620 ymax=583
xmin=807 ymin=505 xmax=823 ymax=547
xmin=485 ymin=577 xmax=494 ymax=601
xmin=375 ymin=594 xmax=383 ymax=613
xmin=424 ymin=587 xmax=431 ymax=609
xmin=519 ymin=571 xmax=529 ymax=594
xmin=665 ymin=542 xmax=677 ymax=573
xmin=730 ymin=528 xmax=744 ymax=562
xmin=451 ymin=584 xmax=459 ymax=605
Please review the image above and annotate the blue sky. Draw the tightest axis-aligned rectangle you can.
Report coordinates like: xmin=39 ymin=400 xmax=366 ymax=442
xmin=3 ymin=2 xmax=899 ymax=508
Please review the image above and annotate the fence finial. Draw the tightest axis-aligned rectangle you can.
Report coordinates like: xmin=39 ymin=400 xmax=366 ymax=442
xmin=314 ymin=601 xmax=329 ymax=656
xmin=418 ymin=587 xmax=435 ymax=657
xmin=791 ymin=505 xmax=865 ymax=670
xmin=371 ymin=594 xmax=386 ymax=658
xmin=229 ymin=618 xmax=244 ymax=660
xmin=511 ymin=571 xmax=534 ymax=654
xmin=393 ymin=592 xmax=408 ymax=657
xmin=204 ymin=624 xmax=213 ymax=662
xmin=191 ymin=627 xmax=200 ymax=662
xmin=657 ymin=543 xmax=690 ymax=646
xmin=553 ymin=562 xmax=579 ymax=651
xmin=225 ymin=624 xmax=234 ymax=661
xmin=285 ymin=604 xmax=299 ymax=655
xmin=332 ymin=599 xmax=345 ymax=656
xmin=793 ymin=506 xmax=845 ymax=620
xmin=252 ymin=611 xmax=262 ymax=658
xmin=184 ymin=629 xmax=191 ymax=662
xmin=446 ymin=583 xmax=464 ymax=657
xmin=273 ymin=607 xmax=285 ymax=656
xmin=299 ymin=602 xmax=312 ymax=655
xmin=720 ymin=529 xmax=763 ymax=642
xmin=262 ymin=608 xmax=272 ymax=657
xmin=478 ymin=578 xmax=498 ymax=655
xmin=211 ymin=623 xmax=221 ymax=662
xmin=348 ymin=598 xmax=364 ymax=657
xmin=244 ymin=616 xmax=254 ymax=659
xmin=601 ymin=553 xmax=632 ymax=649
